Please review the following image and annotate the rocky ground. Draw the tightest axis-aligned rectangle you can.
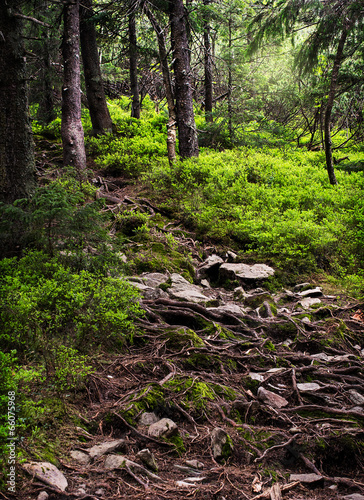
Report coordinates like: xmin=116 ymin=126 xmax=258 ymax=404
xmin=17 ymin=181 xmax=364 ymax=500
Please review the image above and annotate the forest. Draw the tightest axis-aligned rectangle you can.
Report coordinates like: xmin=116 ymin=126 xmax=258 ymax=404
xmin=1 ymin=0 xmax=364 ymax=499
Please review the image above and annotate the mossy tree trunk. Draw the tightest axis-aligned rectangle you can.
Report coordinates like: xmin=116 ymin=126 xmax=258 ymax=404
xmin=61 ymin=0 xmax=86 ymax=174
xmin=0 ymin=0 xmax=36 ymax=203
xmin=80 ymin=0 xmax=113 ymax=135
xmin=169 ymin=0 xmax=199 ymax=159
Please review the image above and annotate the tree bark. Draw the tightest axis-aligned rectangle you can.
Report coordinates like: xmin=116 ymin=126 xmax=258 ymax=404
xmin=324 ymin=27 xmax=348 ymax=186
xmin=36 ymin=30 xmax=56 ymax=125
xmin=203 ymin=0 xmax=213 ymax=123
xmin=0 ymin=0 xmax=36 ymax=203
xmin=169 ymin=0 xmax=199 ymax=158
xmin=144 ymin=5 xmax=177 ymax=163
xmin=80 ymin=0 xmax=113 ymax=135
xmin=129 ymin=5 xmax=140 ymax=119
xmin=61 ymin=0 xmax=86 ymax=175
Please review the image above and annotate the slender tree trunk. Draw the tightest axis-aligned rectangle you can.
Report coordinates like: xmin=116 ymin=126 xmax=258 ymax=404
xmin=61 ymin=0 xmax=86 ymax=174
xmin=80 ymin=0 xmax=113 ymax=135
xmin=203 ymin=0 xmax=213 ymax=123
xmin=0 ymin=0 xmax=36 ymax=203
xmin=169 ymin=0 xmax=199 ymax=158
xmin=227 ymin=16 xmax=233 ymax=141
xmin=144 ymin=5 xmax=176 ymax=163
xmin=37 ymin=30 xmax=56 ymax=125
xmin=129 ymin=6 xmax=140 ymax=119
xmin=324 ymin=27 xmax=348 ymax=186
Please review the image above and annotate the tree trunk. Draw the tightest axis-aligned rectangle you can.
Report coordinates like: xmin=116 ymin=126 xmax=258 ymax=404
xmin=36 ymin=30 xmax=56 ymax=125
xmin=80 ymin=0 xmax=113 ymax=135
xmin=129 ymin=5 xmax=140 ymax=119
xmin=144 ymin=5 xmax=177 ymax=163
xmin=0 ymin=0 xmax=36 ymax=203
xmin=324 ymin=27 xmax=348 ymax=186
xmin=203 ymin=0 xmax=213 ymax=123
xmin=61 ymin=0 xmax=86 ymax=175
xmin=227 ymin=16 xmax=233 ymax=141
xmin=169 ymin=0 xmax=199 ymax=158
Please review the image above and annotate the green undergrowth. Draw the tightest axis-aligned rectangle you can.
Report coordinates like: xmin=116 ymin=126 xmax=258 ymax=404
xmin=75 ymin=97 xmax=364 ymax=295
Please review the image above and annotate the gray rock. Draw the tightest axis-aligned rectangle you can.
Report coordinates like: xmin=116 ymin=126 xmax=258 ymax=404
xmin=298 ymin=297 xmax=321 ymax=309
xmin=76 ymin=488 xmax=86 ymax=495
xmin=137 ymin=448 xmax=158 ymax=471
xmin=139 ymin=272 xmax=169 ymax=288
xmin=226 ymin=251 xmax=238 ymax=262
xmin=104 ymin=454 xmax=127 ymax=470
xmin=297 ymin=383 xmax=321 ymax=392
xmin=207 ymin=303 xmax=245 ymax=317
xmin=88 ymin=439 xmax=126 ymax=458
xmin=294 ymin=282 xmax=312 ymax=291
xmin=342 ymin=494 xmax=364 ymax=500
xmin=298 ymin=287 xmax=323 ymax=298
xmin=258 ymin=301 xmax=274 ymax=318
xmin=185 ymin=459 xmax=205 ymax=469
xmin=211 ymin=427 xmax=233 ymax=460
xmin=139 ymin=412 xmax=159 ymax=426
xmin=220 ymin=263 xmax=275 ymax=284
xmin=311 ymin=353 xmax=331 ymax=362
xmin=257 ymin=387 xmax=289 ymax=409
xmin=105 ymin=455 xmax=161 ymax=481
xmin=37 ymin=492 xmax=49 ymax=500
xmin=200 ymin=279 xmax=210 ymax=288
xmin=148 ymin=418 xmax=178 ymax=438
xmin=249 ymin=372 xmax=264 ymax=382
xmin=168 ymin=274 xmax=209 ymax=304
xmin=197 ymin=255 xmax=224 ymax=279
xmin=95 ymin=488 xmax=105 ymax=496
xmin=289 ymin=473 xmax=323 ymax=484
xmin=70 ymin=450 xmax=90 ymax=465
xmin=23 ymin=462 xmax=68 ymax=491
xmin=348 ymin=390 xmax=364 ymax=406
xmin=129 ymin=281 xmax=168 ymax=300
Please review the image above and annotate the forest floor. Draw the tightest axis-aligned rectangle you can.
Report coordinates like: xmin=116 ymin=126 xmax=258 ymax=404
xmin=16 ymin=165 xmax=364 ymax=500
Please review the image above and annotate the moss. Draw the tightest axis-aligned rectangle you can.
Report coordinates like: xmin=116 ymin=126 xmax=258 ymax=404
xmin=166 ymin=433 xmax=186 ymax=455
xmin=165 ymin=377 xmax=217 ymax=409
xmin=221 ymin=434 xmax=234 ymax=460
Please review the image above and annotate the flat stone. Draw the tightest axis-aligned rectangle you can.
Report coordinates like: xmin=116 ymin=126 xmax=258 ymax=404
xmin=298 ymin=287 xmax=323 ymax=298
xmin=137 ymin=448 xmax=158 ymax=471
xmin=297 ymin=383 xmax=321 ymax=392
xmin=88 ymin=439 xmax=126 ymax=458
xmin=70 ymin=450 xmax=90 ymax=465
xmin=299 ymin=297 xmax=321 ymax=309
xmin=289 ymin=473 xmax=323 ymax=484
xmin=139 ymin=272 xmax=169 ymax=288
xmin=207 ymin=304 xmax=245 ymax=317
xmin=311 ymin=353 xmax=331 ymax=362
xmin=348 ymin=390 xmax=364 ymax=406
xmin=211 ymin=427 xmax=233 ymax=460
xmin=129 ymin=281 xmax=168 ymax=300
xmin=197 ymin=255 xmax=224 ymax=279
xmin=37 ymin=493 xmax=49 ymax=500
xmin=249 ymin=372 xmax=264 ymax=382
xmin=185 ymin=459 xmax=205 ymax=469
xmin=23 ymin=462 xmax=68 ymax=491
xmin=220 ymin=264 xmax=275 ymax=287
xmin=200 ymin=279 xmax=210 ymax=288
xmin=139 ymin=412 xmax=159 ymax=426
xmin=148 ymin=418 xmax=178 ymax=439
xmin=104 ymin=454 xmax=127 ymax=470
xmin=168 ymin=274 xmax=209 ymax=304
xmin=257 ymin=387 xmax=288 ymax=409
xmin=226 ymin=251 xmax=238 ymax=262
xmin=342 ymin=494 xmax=364 ymax=500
